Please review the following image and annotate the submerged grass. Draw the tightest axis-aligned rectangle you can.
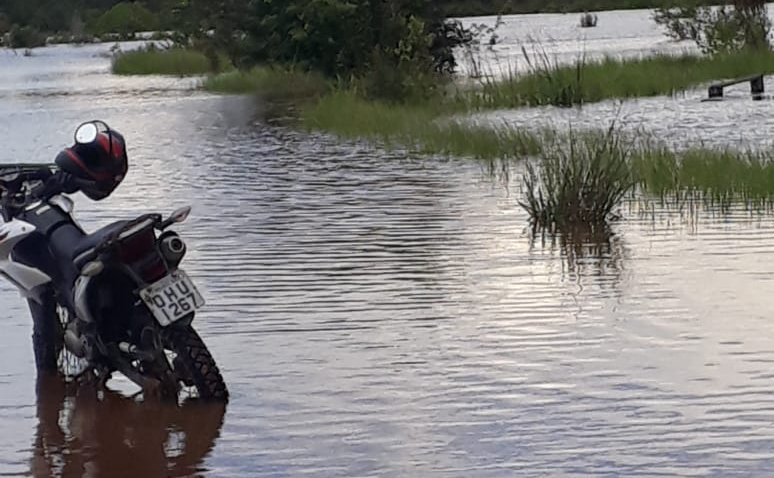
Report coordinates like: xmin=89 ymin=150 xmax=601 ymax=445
xmin=469 ymin=49 xmax=774 ymax=109
xmin=306 ymin=92 xmax=774 ymax=212
xmin=107 ymin=45 xmax=774 ymax=221
xmin=112 ymin=48 xmax=214 ymax=76
xmin=303 ymin=91 xmax=544 ymax=159
xmin=634 ymin=146 xmax=774 ymax=209
xmin=521 ymin=131 xmax=774 ymax=229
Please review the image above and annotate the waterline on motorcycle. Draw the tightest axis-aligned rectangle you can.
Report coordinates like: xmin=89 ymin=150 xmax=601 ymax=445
xmin=0 ymin=121 xmax=228 ymax=402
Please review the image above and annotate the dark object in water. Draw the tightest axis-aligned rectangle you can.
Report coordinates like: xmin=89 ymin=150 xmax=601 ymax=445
xmin=705 ymin=74 xmax=764 ymax=100
xmin=580 ymin=13 xmax=598 ymax=28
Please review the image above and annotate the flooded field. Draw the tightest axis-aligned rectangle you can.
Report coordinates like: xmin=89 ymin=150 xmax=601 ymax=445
xmin=3 ymin=9 xmax=774 ymax=477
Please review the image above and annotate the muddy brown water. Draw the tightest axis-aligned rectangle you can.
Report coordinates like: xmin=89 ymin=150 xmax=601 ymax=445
xmin=3 ymin=12 xmax=774 ymax=477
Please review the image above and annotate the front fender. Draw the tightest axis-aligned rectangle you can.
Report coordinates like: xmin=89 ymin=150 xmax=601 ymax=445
xmin=0 ymin=219 xmax=52 ymax=301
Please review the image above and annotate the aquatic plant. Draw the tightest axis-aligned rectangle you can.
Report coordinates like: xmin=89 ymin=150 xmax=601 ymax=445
xmin=467 ymin=49 xmax=774 ymax=109
xmin=520 ymin=127 xmax=635 ymax=231
xmin=111 ymin=45 xmax=214 ymax=76
xmin=303 ymin=91 xmax=544 ymax=159
xmin=632 ymin=144 xmax=774 ymax=210
xmin=653 ymin=0 xmax=771 ymax=55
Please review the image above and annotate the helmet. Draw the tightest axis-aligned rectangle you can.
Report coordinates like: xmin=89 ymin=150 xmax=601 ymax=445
xmin=55 ymin=121 xmax=128 ymax=201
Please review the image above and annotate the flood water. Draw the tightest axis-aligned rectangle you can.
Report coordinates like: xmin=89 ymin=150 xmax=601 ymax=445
xmin=3 ymin=9 xmax=774 ymax=477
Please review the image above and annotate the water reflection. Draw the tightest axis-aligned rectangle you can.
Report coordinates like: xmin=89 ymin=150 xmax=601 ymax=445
xmin=30 ymin=375 xmax=225 ymax=478
xmin=532 ymin=225 xmax=628 ymax=294
xmin=7 ymin=22 xmax=774 ymax=476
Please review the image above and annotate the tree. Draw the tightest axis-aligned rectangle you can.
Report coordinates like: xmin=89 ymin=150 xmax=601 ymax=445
xmin=0 ymin=13 xmax=10 ymax=35
xmin=174 ymin=0 xmax=470 ymax=100
xmin=653 ymin=0 xmax=771 ymax=54
xmin=90 ymin=2 xmax=159 ymax=35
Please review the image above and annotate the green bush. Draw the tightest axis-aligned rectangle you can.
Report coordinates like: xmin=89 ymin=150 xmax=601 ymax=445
xmin=174 ymin=0 xmax=470 ymax=102
xmin=653 ymin=0 xmax=771 ymax=54
xmin=8 ymin=24 xmax=46 ymax=49
xmin=112 ymin=46 xmax=213 ymax=76
xmin=90 ymin=2 xmax=159 ymax=36
xmin=0 ymin=13 xmax=10 ymax=35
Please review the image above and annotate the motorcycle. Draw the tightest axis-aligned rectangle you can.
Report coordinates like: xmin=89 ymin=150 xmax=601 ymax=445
xmin=0 ymin=120 xmax=228 ymax=401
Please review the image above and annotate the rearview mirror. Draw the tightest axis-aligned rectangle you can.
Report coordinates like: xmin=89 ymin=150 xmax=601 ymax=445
xmin=74 ymin=122 xmax=99 ymax=144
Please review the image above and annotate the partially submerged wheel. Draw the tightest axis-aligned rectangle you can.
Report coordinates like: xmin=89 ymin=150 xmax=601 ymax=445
xmin=162 ymin=325 xmax=228 ymax=401
xmin=55 ymin=305 xmax=89 ymax=380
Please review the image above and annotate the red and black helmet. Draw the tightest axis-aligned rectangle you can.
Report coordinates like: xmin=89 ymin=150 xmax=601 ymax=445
xmin=54 ymin=120 xmax=128 ymax=201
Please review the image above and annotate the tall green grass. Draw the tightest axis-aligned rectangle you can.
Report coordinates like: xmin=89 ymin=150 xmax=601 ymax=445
xmin=307 ymin=92 xmax=774 ymax=226
xmin=303 ymin=91 xmax=544 ymax=159
xmin=112 ymin=48 xmax=214 ymax=76
xmin=521 ymin=128 xmax=635 ymax=231
xmin=305 ymin=91 xmax=774 ymax=205
xmin=520 ymin=132 xmax=774 ymax=229
xmin=633 ymin=145 xmax=774 ymax=209
xmin=468 ymin=49 xmax=774 ymax=109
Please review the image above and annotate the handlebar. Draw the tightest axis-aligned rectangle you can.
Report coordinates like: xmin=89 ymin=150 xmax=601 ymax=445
xmin=0 ymin=164 xmax=56 ymax=190
xmin=0 ymin=163 xmax=55 ymax=183
xmin=0 ymin=164 xmax=59 ymax=221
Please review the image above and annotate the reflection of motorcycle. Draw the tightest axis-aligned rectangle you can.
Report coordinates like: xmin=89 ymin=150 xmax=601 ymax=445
xmin=31 ymin=374 xmax=226 ymax=478
xmin=0 ymin=120 xmax=227 ymax=400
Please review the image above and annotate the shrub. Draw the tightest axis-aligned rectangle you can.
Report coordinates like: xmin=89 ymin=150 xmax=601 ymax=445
xmin=8 ymin=25 xmax=46 ymax=49
xmin=174 ymin=0 xmax=472 ymax=102
xmin=112 ymin=45 xmax=213 ymax=76
xmin=90 ymin=2 xmax=159 ymax=36
xmin=0 ymin=13 xmax=10 ymax=36
xmin=653 ymin=0 xmax=771 ymax=54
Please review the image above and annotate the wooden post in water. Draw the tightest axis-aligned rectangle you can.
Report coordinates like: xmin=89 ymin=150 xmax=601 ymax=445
xmin=751 ymin=75 xmax=765 ymax=100
xmin=706 ymin=74 xmax=765 ymax=100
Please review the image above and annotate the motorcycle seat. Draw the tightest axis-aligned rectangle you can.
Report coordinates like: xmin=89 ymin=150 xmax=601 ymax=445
xmin=72 ymin=220 xmax=130 ymax=269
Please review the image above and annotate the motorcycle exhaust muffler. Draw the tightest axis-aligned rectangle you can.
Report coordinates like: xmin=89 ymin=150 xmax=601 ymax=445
xmin=159 ymin=234 xmax=186 ymax=265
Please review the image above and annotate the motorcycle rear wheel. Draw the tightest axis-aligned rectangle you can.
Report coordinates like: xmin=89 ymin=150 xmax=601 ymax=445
xmin=162 ymin=325 xmax=229 ymax=401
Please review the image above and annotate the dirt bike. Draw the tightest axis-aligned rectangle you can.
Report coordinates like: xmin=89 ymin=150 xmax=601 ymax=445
xmin=0 ymin=121 xmax=228 ymax=401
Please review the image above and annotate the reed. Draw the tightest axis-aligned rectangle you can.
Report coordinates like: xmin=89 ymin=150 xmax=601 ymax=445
xmin=520 ymin=127 xmax=635 ymax=231
xmin=633 ymin=144 xmax=774 ymax=209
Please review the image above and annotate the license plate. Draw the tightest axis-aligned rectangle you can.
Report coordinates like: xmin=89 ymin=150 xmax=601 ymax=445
xmin=139 ymin=270 xmax=205 ymax=326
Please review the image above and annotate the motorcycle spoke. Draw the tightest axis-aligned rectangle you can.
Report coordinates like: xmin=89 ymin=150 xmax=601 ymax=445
xmin=164 ymin=349 xmax=199 ymax=401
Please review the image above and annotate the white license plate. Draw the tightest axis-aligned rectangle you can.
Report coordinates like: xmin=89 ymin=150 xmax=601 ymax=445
xmin=139 ymin=270 xmax=205 ymax=326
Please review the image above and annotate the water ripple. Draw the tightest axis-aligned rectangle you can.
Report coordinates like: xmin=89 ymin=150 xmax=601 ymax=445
xmin=3 ymin=15 xmax=774 ymax=478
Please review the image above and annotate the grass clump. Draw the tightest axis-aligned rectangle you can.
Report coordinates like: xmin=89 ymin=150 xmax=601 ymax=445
xmin=470 ymin=49 xmax=774 ymax=109
xmin=633 ymin=145 xmax=774 ymax=209
xmin=303 ymin=91 xmax=544 ymax=159
xmin=306 ymin=90 xmax=774 ymax=216
xmin=203 ymin=67 xmax=331 ymax=98
xmin=112 ymin=47 xmax=213 ymax=76
xmin=521 ymin=127 xmax=635 ymax=231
